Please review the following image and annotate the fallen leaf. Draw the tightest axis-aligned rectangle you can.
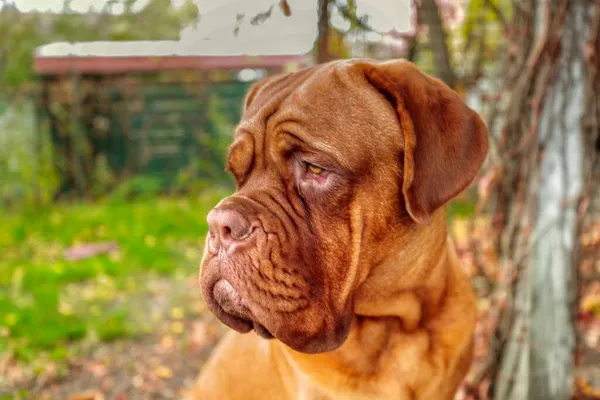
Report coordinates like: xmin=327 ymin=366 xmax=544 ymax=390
xmin=160 ymin=335 xmax=175 ymax=350
xmin=582 ymin=294 xmax=600 ymax=315
xmin=132 ymin=375 xmax=144 ymax=388
xmin=154 ymin=365 xmax=173 ymax=380
xmin=170 ymin=307 xmax=184 ymax=319
xmin=87 ymin=362 xmax=107 ymax=377
xmin=64 ymin=242 xmax=118 ymax=261
xmin=58 ymin=301 xmax=74 ymax=316
xmin=171 ymin=321 xmax=184 ymax=334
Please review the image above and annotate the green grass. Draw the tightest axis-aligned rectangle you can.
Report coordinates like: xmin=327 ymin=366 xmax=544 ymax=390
xmin=0 ymin=190 xmax=227 ymax=361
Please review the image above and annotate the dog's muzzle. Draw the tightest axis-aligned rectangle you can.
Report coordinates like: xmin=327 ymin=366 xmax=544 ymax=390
xmin=204 ymin=207 xmax=274 ymax=339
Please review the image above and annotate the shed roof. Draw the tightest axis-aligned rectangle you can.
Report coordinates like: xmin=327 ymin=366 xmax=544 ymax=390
xmin=34 ymin=40 xmax=311 ymax=75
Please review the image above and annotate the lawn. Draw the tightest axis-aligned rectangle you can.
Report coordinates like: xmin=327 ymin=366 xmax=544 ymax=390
xmin=0 ymin=190 xmax=227 ymax=364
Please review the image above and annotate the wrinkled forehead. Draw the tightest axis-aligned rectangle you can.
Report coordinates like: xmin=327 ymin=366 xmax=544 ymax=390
xmin=236 ymin=61 xmax=402 ymax=167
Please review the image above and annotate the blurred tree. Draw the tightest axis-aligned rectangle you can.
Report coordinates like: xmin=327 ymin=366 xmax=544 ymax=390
xmin=419 ymin=0 xmax=457 ymax=87
xmin=419 ymin=0 xmax=510 ymax=94
xmin=481 ymin=1 xmax=600 ymax=399
xmin=242 ymin=0 xmax=353 ymax=63
xmin=317 ymin=0 xmax=333 ymax=63
xmin=279 ymin=0 xmax=509 ymax=93
xmin=0 ymin=0 xmax=199 ymax=91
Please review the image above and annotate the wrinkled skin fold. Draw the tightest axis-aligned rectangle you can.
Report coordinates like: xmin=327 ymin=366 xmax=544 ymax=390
xmin=196 ymin=58 xmax=488 ymax=400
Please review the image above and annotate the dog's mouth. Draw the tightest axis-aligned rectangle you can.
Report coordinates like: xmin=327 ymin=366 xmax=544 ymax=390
xmin=202 ymin=271 xmax=353 ymax=354
xmin=210 ymin=279 xmax=274 ymax=339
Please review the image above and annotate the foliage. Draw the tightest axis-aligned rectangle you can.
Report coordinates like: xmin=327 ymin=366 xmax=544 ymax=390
xmin=0 ymin=0 xmax=201 ymax=206
xmin=411 ymin=0 xmax=511 ymax=93
xmin=454 ymin=0 xmax=511 ymax=83
xmin=106 ymin=175 xmax=164 ymax=202
xmin=0 ymin=79 xmax=245 ymax=205
xmin=196 ymin=86 xmax=244 ymax=186
xmin=0 ymin=99 xmax=59 ymax=208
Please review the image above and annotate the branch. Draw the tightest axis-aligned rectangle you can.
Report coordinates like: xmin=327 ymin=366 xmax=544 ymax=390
xmin=233 ymin=1 xmax=292 ymax=36
xmin=317 ymin=0 xmax=332 ymax=63
xmin=233 ymin=12 xmax=244 ymax=36
xmin=419 ymin=0 xmax=458 ymax=88
xmin=334 ymin=1 xmax=415 ymax=38
xmin=406 ymin=35 xmax=419 ymax=62
xmin=250 ymin=5 xmax=273 ymax=26
xmin=483 ymin=0 xmax=508 ymax=32
xmin=465 ymin=18 xmax=487 ymax=88
xmin=335 ymin=3 xmax=372 ymax=32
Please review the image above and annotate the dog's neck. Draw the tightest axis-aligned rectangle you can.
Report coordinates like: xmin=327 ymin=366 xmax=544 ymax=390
xmin=278 ymin=209 xmax=462 ymax=396
xmin=353 ymin=208 xmax=451 ymax=330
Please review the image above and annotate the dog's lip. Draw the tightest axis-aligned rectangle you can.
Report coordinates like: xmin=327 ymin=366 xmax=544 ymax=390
xmin=214 ymin=303 xmax=253 ymax=334
xmin=213 ymin=279 xmax=250 ymax=317
xmin=207 ymin=278 xmax=275 ymax=339
xmin=206 ymin=279 xmax=253 ymax=333
xmin=253 ymin=321 xmax=274 ymax=339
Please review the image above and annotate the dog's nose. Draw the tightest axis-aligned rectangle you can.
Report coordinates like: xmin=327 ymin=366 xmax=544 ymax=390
xmin=207 ymin=208 xmax=253 ymax=251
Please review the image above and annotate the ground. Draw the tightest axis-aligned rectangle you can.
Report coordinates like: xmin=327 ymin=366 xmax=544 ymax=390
xmin=1 ymin=195 xmax=600 ymax=400
xmin=4 ymin=275 xmax=227 ymax=400
xmin=3 ymin=274 xmax=226 ymax=400
xmin=0 ymin=192 xmax=228 ymax=399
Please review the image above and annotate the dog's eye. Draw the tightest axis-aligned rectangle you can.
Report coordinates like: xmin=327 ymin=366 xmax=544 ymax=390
xmin=307 ymin=164 xmax=324 ymax=176
xmin=301 ymin=162 xmax=329 ymax=186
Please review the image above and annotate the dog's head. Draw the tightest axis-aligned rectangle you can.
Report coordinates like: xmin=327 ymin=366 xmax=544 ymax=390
xmin=199 ymin=59 xmax=488 ymax=354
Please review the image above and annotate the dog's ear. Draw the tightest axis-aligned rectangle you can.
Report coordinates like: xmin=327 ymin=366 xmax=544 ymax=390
xmin=359 ymin=59 xmax=488 ymax=224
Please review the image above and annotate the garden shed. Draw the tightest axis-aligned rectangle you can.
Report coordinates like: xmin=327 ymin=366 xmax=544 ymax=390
xmin=33 ymin=41 xmax=310 ymax=196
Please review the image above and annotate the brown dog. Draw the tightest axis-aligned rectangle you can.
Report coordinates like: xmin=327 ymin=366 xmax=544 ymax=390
xmin=195 ymin=58 xmax=488 ymax=400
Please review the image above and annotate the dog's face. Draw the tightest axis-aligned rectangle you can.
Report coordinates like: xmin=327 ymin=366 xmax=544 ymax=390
xmin=200 ymin=59 xmax=488 ymax=354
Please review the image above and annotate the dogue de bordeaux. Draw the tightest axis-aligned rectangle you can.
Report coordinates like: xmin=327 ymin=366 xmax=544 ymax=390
xmin=195 ymin=58 xmax=488 ymax=400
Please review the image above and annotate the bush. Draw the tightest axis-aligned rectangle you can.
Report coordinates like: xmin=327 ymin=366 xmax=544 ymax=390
xmin=0 ymin=98 xmax=59 ymax=208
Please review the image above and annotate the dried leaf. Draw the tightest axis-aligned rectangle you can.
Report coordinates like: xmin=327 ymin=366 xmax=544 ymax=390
xmin=170 ymin=307 xmax=184 ymax=319
xmin=171 ymin=321 xmax=184 ymax=334
xmin=132 ymin=375 xmax=144 ymax=388
xmin=279 ymin=0 xmax=292 ymax=17
xmin=64 ymin=242 xmax=118 ymax=261
xmin=87 ymin=361 xmax=108 ymax=377
xmin=154 ymin=365 xmax=173 ymax=380
xmin=582 ymin=294 xmax=600 ymax=314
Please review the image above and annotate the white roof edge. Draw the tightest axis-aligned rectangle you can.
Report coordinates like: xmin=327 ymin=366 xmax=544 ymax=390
xmin=34 ymin=40 xmax=313 ymax=58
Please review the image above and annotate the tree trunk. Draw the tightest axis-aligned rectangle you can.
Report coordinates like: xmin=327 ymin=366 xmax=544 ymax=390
xmin=488 ymin=0 xmax=599 ymax=399
xmin=419 ymin=0 xmax=457 ymax=88
xmin=528 ymin=3 xmax=587 ymax=396
xmin=316 ymin=0 xmax=332 ymax=64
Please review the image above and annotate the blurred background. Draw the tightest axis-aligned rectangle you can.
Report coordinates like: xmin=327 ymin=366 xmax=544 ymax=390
xmin=0 ymin=0 xmax=599 ymax=399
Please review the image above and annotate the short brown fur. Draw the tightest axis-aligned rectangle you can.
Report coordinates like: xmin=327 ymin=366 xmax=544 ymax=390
xmin=195 ymin=59 xmax=488 ymax=400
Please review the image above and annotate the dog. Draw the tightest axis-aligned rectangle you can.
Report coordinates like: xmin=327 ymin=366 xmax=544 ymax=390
xmin=194 ymin=58 xmax=488 ymax=400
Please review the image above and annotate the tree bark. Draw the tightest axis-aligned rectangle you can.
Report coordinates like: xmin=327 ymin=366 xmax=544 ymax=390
xmin=488 ymin=0 xmax=598 ymax=399
xmin=528 ymin=3 xmax=588 ymax=397
xmin=419 ymin=0 xmax=457 ymax=88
